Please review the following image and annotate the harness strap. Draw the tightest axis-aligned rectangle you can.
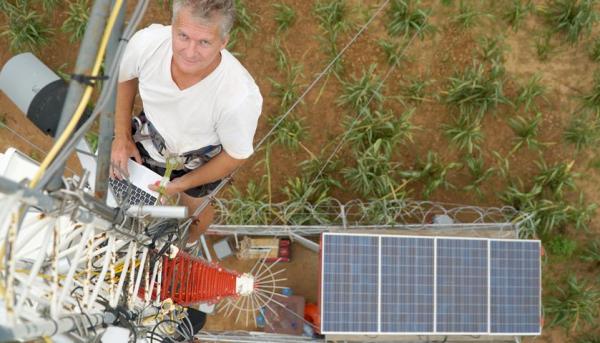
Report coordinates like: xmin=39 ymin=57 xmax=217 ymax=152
xmin=131 ymin=114 xmax=222 ymax=171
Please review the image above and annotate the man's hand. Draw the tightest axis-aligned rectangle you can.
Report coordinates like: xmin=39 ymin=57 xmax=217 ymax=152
xmin=111 ymin=137 xmax=142 ymax=179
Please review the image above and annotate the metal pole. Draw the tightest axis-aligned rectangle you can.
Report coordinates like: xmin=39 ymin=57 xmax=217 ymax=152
xmin=95 ymin=0 xmax=126 ymax=201
xmin=0 ymin=313 xmax=106 ymax=341
xmin=44 ymin=0 xmax=114 ymax=191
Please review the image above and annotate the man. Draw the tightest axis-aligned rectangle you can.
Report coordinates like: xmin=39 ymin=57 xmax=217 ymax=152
xmin=111 ymin=0 xmax=262 ymax=246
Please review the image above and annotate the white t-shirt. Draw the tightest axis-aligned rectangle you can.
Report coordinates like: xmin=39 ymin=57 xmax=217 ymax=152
xmin=118 ymin=24 xmax=262 ymax=163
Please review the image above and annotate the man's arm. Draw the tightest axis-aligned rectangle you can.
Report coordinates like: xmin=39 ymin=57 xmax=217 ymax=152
xmin=149 ymin=150 xmax=244 ymax=196
xmin=111 ymin=79 xmax=142 ymax=179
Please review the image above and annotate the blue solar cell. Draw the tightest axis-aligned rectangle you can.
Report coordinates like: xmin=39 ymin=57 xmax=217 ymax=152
xmin=321 ymin=234 xmax=379 ymax=333
xmin=490 ymin=241 xmax=541 ymax=334
xmin=436 ymin=238 xmax=488 ymax=333
xmin=381 ymin=237 xmax=434 ymax=332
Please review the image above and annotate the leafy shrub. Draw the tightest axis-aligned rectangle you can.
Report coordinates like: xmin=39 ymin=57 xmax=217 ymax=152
xmin=546 ymin=235 xmax=577 ymax=257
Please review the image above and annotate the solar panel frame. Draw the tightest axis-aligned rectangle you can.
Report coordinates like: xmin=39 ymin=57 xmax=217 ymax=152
xmin=436 ymin=238 xmax=489 ymax=333
xmin=320 ymin=233 xmax=541 ymax=336
xmin=489 ymin=240 xmax=542 ymax=335
xmin=320 ymin=234 xmax=379 ymax=333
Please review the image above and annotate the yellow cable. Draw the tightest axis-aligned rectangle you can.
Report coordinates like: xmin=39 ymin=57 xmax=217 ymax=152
xmin=29 ymin=0 xmax=125 ymax=188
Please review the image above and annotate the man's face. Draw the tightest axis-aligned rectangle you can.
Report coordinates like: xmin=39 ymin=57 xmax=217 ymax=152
xmin=171 ymin=7 xmax=228 ymax=76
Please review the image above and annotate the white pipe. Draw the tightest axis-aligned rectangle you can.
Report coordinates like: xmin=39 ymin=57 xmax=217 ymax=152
xmin=88 ymin=235 xmax=115 ymax=308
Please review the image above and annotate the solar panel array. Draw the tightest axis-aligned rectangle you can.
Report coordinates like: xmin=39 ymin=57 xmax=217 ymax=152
xmin=320 ymin=233 xmax=541 ymax=335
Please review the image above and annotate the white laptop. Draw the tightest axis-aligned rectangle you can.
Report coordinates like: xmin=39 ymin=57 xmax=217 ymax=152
xmin=75 ymin=140 xmax=162 ymax=208
xmin=106 ymin=159 xmax=162 ymax=207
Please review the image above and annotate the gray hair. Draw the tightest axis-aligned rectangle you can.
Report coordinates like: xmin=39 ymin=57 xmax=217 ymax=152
xmin=172 ymin=0 xmax=235 ymax=39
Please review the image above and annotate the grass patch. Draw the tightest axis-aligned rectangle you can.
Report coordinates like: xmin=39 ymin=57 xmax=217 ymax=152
xmin=463 ymin=155 xmax=496 ymax=198
xmin=516 ymin=74 xmax=547 ymax=112
xmin=344 ymin=107 xmax=416 ymax=157
xmin=338 ymin=64 xmax=385 ymax=111
xmin=342 ymin=143 xmax=400 ymax=198
xmin=546 ymin=235 xmax=578 ymax=258
xmin=504 ymin=0 xmax=535 ymax=31
xmin=401 ymin=151 xmax=461 ymax=199
xmin=268 ymin=114 xmax=309 ymax=152
xmin=387 ymin=0 xmax=434 ymax=39
xmin=443 ymin=114 xmax=484 ymax=154
xmin=62 ymin=0 xmax=90 ymax=43
xmin=1 ymin=1 xmax=52 ymax=53
xmin=582 ymin=239 xmax=600 ymax=263
xmin=444 ymin=62 xmax=510 ymax=118
xmin=563 ymin=111 xmax=600 ymax=151
xmin=544 ymin=0 xmax=598 ymax=44
xmin=507 ymin=112 xmax=543 ymax=153
xmin=273 ymin=2 xmax=296 ymax=33
xmin=545 ymin=275 xmax=600 ymax=331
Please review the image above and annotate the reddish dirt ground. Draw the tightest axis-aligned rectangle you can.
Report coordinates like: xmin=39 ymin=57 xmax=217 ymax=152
xmin=1 ymin=0 xmax=599 ymax=341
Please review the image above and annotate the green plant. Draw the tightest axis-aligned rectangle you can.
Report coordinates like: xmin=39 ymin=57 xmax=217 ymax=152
xmin=299 ymin=154 xmax=342 ymax=193
xmin=377 ymin=39 xmax=410 ymax=67
xmin=280 ymin=176 xmax=335 ymax=225
xmin=344 ymin=107 xmax=415 ymax=157
xmin=226 ymin=177 xmax=271 ymax=225
xmin=504 ymin=0 xmax=534 ymax=31
xmin=273 ymin=2 xmax=296 ymax=33
xmin=270 ymin=37 xmax=290 ymax=72
xmin=453 ymin=0 xmax=490 ymax=28
xmin=314 ymin=0 xmax=349 ymax=75
xmin=544 ymin=0 xmax=598 ymax=44
xmin=463 ymin=155 xmax=496 ymax=198
xmin=534 ymin=159 xmax=578 ymax=198
xmin=342 ymin=143 xmax=400 ymax=198
xmin=583 ymin=72 xmax=600 ymax=111
xmin=507 ymin=112 xmax=543 ymax=152
xmin=387 ymin=0 xmax=434 ymax=39
xmin=402 ymin=77 xmax=434 ymax=103
xmin=516 ymin=74 xmax=547 ymax=112
xmin=535 ymin=33 xmax=554 ymax=61
xmin=444 ymin=62 xmax=509 ymax=118
xmin=568 ymin=192 xmax=598 ymax=231
xmin=338 ymin=64 xmax=385 ymax=111
xmin=577 ymin=334 xmax=600 ymax=343
xmin=401 ymin=151 xmax=461 ymax=199
xmin=443 ymin=114 xmax=484 ymax=154
xmin=564 ymin=111 xmax=600 ymax=151
xmin=314 ymin=0 xmax=349 ymax=32
xmin=582 ymin=239 xmax=600 ymax=263
xmin=545 ymin=275 xmax=600 ymax=331
xmin=85 ymin=131 xmax=99 ymax=153
xmin=2 ymin=1 xmax=52 ymax=52
xmin=477 ymin=36 xmax=507 ymax=62
xmin=41 ymin=0 xmax=60 ymax=11
xmin=546 ymin=235 xmax=577 ymax=257
xmin=268 ymin=63 xmax=304 ymax=111
xmin=589 ymin=37 xmax=600 ymax=62
xmin=268 ymin=113 xmax=309 ymax=151
xmin=232 ymin=0 xmax=257 ymax=40
xmin=62 ymin=0 xmax=89 ymax=43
